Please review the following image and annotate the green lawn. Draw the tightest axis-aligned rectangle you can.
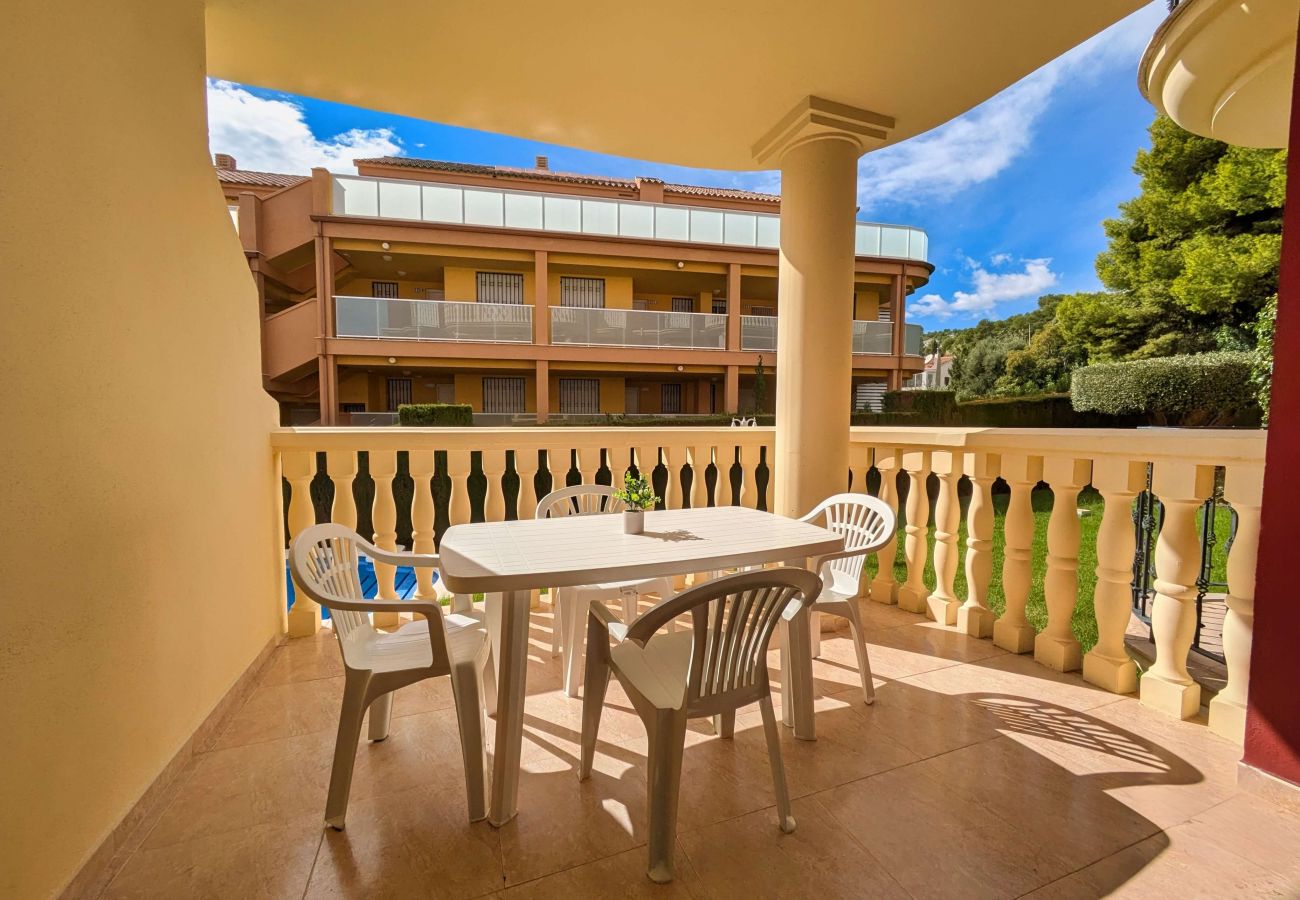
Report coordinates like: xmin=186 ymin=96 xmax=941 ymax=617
xmin=863 ymin=486 xmax=1233 ymax=653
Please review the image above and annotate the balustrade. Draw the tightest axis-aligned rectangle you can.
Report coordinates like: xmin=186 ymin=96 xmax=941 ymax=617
xmin=272 ymin=424 xmax=1265 ymax=743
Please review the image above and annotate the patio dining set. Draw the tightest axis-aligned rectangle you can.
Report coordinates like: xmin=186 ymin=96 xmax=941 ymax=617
xmin=290 ymin=485 xmax=893 ymax=883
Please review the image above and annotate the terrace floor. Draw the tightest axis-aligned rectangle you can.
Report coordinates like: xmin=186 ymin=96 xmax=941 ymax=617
xmin=98 ymin=599 xmax=1299 ymax=899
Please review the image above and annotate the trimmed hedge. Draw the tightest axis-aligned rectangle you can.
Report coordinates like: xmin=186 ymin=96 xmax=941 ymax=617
xmin=1070 ymin=351 xmax=1260 ymax=427
xmin=882 ymin=390 xmax=959 ymax=422
xmin=873 ymin=391 xmax=1139 ymax=427
xmin=397 ymin=403 xmax=474 ymax=427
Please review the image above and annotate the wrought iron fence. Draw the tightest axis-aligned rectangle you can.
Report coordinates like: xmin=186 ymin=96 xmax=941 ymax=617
xmin=1131 ymin=463 xmax=1235 ymax=663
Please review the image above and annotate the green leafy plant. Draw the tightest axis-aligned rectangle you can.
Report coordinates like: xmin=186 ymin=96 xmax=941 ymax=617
xmin=396 ymin=403 xmax=474 ymax=426
xmin=1070 ymin=351 xmax=1259 ymax=426
xmin=614 ymin=471 xmax=658 ymax=511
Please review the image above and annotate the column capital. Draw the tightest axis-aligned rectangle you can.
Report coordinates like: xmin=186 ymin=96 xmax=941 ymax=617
xmin=752 ymin=96 xmax=895 ymax=166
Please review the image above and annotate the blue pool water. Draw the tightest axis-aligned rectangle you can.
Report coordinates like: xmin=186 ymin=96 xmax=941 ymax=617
xmin=286 ymin=559 xmax=427 ymax=620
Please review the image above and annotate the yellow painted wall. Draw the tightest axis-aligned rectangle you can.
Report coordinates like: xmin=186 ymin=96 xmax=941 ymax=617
xmin=0 ymin=2 xmax=283 ymax=896
xmin=335 ymin=275 xmax=443 ymax=300
xmin=854 ymin=289 xmax=881 ymax=320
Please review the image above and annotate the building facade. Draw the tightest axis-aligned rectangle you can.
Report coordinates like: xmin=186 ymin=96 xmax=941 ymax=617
xmin=222 ymin=154 xmax=931 ymax=424
xmin=904 ymin=353 xmax=955 ymax=390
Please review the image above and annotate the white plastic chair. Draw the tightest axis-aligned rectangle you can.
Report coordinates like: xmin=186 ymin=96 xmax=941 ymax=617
xmin=537 ymin=483 xmax=675 ymax=698
xmin=785 ymin=492 xmax=895 ymax=705
xmin=580 ymin=567 xmax=823 ymax=883
xmin=290 ymin=523 xmax=494 ymax=828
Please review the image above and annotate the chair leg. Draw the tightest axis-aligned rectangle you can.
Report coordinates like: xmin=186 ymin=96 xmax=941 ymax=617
xmin=485 ymin=592 xmax=502 ymax=716
xmin=366 ymin=690 xmax=393 ymax=742
xmin=562 ymin=593 xmax=586 ymax=699
xmin=842 ymin=602 xmax=876 ymax=705
xmin=325 ymin=673 xmax=370 ymax=830
xmin=620 ymin=589 xmax=637 ymax=622
xmin=477 ymin=633 xmax=498 ymax=721
xmin=550 ymin=588 xmax=564 ymax=656
xmin=645 ymin=708 xmax=688 ymax=884
xmin=449 ymin=659 xmax=490 ymax=822
xmin=810 ymin=609 xmax=823 ymax=659
xmin=713 ymin=709 xmax=735 ymax=739
xmin=759 ymin=694 xmax=796 ymax=834
xmin=778 ymin=619 xmax=792 ymax=728
xmin=579 ymin=611 xmax=612 ymax=781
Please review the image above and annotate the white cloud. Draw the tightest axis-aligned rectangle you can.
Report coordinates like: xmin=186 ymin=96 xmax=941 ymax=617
xmin=857 ymin=1 xmax=1166 ymax=211
xmin=206 ymin=80 xmax=402 ymax=173
xmin=909 ymin=257 xmax=1058 ymax=320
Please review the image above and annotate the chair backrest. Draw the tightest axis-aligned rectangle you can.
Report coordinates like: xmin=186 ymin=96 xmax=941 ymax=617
xmin=536 ymin=483 xmax=626 ymax=519
xmin=805 ymin=493 xmax=895 ymax=591
xmin=626 ymin=568 xmax=823 ymax=714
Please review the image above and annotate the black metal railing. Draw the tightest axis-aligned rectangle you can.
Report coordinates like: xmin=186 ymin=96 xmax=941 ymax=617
xmin=1131 ymin=464 xmax=1235 ymax=663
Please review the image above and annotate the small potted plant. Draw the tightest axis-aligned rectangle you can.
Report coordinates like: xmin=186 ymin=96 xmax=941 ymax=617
xmin=614 ymin=471 xmax=658 ymax=535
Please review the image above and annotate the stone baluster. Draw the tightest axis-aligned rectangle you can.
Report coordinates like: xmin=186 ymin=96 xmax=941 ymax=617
xmin=515 ymin=449 xmax=540 ymax=520
xmin=926 ymin=451 xmax=964 ymax=625
xmin=957 ymin=452 xmax=999 ymax=638
xmin=869 ymin=448 xmax=900 ymax=605
xmin=447 ymin=449 xmax=473 ymax=527
xmin=993 ymin=454 xmax=1042 ymax=653
xmin=763 ymin=440 xmax=776 ymax=510
xmin=546 ymin=447 xmax=569 ymax=499
xmin=636 ymin=444 xmax=659 ymax=502
xmin=579 ymin=447 xmax=602 ymax=486
xmin=1141 ymin=462 xmax=1215 ymax=719
xmin=1034 ymin=457 xmax=1092 ymax=672
xmin=326 ymin=449 xmax=358 ymax=531
xmin=369 ymin=449 xmax=400 ymax=628
xmin=408 ymin=450 xmax=437 ymax=600
xmin=691 ymin=444 xmax=714 ymax=508
xmin=740 ymin=442 xmax=763 ymax=509
xmin=482 ymin=448 xmax=507 ymax=523
xmin=660 ymin=446 xmax=680 ymax=509
xmin=897 ymin=451 xmax=931 ymax=614
xmin=1208 ymin=463 xmax=1262 ymax=743
xmin=1082 ymin=458 xmax=1146 ymax=694
xmin=285 ymin=450 xmax=320 ymax=637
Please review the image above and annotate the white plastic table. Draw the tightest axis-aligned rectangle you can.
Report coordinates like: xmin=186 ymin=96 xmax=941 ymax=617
xmin=437 ymin=505 xmax=844 ymax=826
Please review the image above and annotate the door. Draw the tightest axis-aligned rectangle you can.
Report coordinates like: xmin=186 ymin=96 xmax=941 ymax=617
xmin=386 ymin=377 xmax=413 ymax=411
xmin=559 ymin=378 xmax=600 ymax=414
xmin=661 ymin=383 xmax=683 ymax=414
xmin=625 ymin=385 xmax=640 ymax=414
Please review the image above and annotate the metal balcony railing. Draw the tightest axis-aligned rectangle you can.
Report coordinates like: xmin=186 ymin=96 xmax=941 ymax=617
xmin=334 ymin=297 xmax=533 ymax=343
xmin=549 ymin=307 xmax=726 ymax=350
xmin=740 ymin=318 xmax=924 ymax=355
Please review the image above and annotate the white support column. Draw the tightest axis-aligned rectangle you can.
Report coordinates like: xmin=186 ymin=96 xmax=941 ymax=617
xmin=993 ymin=454 xmax=1043 ymax=654
xmin=926 ymin=450 xmax=964 ymax=625
xmin=1208 ymin=463 xmax=1263 ymax=742
xmin=1082 ymin=458 xmax=1146 ymax=694
xmin=957 ymin=452 xmax=999 ymax=638
xmin=1035 ymin=457 xmax=1092 ymax=672
xmin=897 ymin=450 xmax=931 ymax=614
xmin=869 ymin=448 xmax=901 ymax=605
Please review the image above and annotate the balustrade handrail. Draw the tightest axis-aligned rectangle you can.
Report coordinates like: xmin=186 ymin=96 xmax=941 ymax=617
xmin=549 ymin=306 xmax=726 ymax=350
xmin=334 ymin=295 xmax=533 ymax=343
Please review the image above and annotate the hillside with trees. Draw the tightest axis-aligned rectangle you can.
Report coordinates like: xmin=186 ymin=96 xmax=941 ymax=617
xmin=937 ymin=116 xmax=1286 ymax=403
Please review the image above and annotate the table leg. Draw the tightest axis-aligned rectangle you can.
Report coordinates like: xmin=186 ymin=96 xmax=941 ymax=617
xmin=783 ymin=606 xmax=817 ymax=740
xmin=490 ymin=589 xmax=530 ymax=826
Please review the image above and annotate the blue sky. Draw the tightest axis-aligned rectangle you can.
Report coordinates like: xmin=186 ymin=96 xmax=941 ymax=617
xmin=207 ymin=2 xmax=1166 ymax=331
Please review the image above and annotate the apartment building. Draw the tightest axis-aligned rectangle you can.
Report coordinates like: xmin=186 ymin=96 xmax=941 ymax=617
xmin=223 ymin=153 xmax=930 ymax=424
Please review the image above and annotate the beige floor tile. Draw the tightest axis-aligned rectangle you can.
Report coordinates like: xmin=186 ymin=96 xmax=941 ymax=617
xmin=1183 ymin=793 xmax=1300 ymax=883
xmin=213 ymin=675 xmax=347 ymax=750
xmin=857 ymin=678 xmax=1005 ymax=759
xmin=305 ymin=784 xmax=504 ymax=900
xmin=900 ymin=650 xmax=1120 ymax=713
xmin=678 ymin=796 xmax=910 ymax=899
xmin=504 ymin=843 xmax=701 ymax=898
xmin=104 ymin=816 xmax=322 ymax=900
xmin=257 ymin=633 xmax=345 ymax=686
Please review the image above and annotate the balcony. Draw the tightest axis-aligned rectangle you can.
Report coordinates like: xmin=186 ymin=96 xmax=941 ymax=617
xmin=550 ymin=307 xmax=726 ymax=350
xmin=334 ymin=296 xmax=533 ymax=343
xmin=330 ymin=173 xmax=930 ymax=262
xmin=740 ymin=318 xmax=923 ymax=355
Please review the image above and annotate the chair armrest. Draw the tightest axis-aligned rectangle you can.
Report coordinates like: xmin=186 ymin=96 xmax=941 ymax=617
xmin=807 ymin=547 xmax=871 ymax=571
xmin=366 ymin=546 xmax=441 ymax=569
xmin=587 ymin=600 xmax=624 ymax=636
xmin=316 ymin=596 xmax=443 ymax=619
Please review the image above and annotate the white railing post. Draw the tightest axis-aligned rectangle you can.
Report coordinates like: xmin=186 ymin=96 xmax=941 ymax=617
xmin=409 ymin=450 xmax=437 ymax=600
xmin=1035 ymin=457 xmax=1092 ymax=672
xmin=926 ymin=450 xmax=964 ymax=625
xmin=1141 ymin=462 xmax=1216 ymax=719
xmin=957 ymin=452 xmax=999 ymax=638
xmin=515 ymin=449 xmax=540 ymax=521
xmin=1082 ymin=458 xmax=1146 ymax=694
xmin=1208 ymin=463 xmax=1263 ymax=742
xmin=993 ymin=454 xmax=1042 ymax=653
xmin=691 ymin=444 xmax=714 ymax=508
xmin=369 ymin=449 xmax=401 ymax=628
xmin=869 ymin=448 xmax=900 ymax=605
xmin=482 ymin=448 xmax=508 ymax=522
xmin=326 ymin=449 xmax=358 ymax=531
xmin=285 ymin=450 xmax=320 ymax=637
xmin=448 ymin=450 xmax=473 ymax=527
xmin=897 ymin=450 xmax=931 ymax=614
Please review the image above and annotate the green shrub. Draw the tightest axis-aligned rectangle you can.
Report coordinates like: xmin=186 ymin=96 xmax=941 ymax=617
xmin=882 ymin=390 xmax=958 ymax=420
xmin=397 ymin=403 xmax=474 ymax=427
xmin=1070 ymin=352 xmax=1260 ymax=426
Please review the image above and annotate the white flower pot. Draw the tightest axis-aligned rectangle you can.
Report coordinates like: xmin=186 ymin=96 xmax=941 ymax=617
xmin=623 ymin=509 xmax=644 ymax=535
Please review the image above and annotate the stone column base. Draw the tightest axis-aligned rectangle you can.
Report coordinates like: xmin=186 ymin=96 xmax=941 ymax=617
xmin=1140 ymin=673 xmax=1201 ymax=719
xmin=957 ymin=605 xmax=994 ymax=639
xmin=926 ymin=595 xmax=959 ymax=626
xmin=868 ymin=578 xmax=897 ymax=605
xmin=1082 ymin=650 xmax=1138 ymax=694
xmin=897 ymin=585 xmax=928 ymax=614
xmin=288 ymin=602 xmax=321 ymax=637
xmin=1034 ymin=633 xmax=1082 ymax=672
xmin=1208 ymin=695 xmax=1246 ymax=744
xmin=993 ymin=620 xmax=1036 ymax=654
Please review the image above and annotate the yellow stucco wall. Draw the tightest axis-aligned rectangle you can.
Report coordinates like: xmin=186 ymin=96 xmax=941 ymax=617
xmin=0 ymin=2 xmax=284 ymax=897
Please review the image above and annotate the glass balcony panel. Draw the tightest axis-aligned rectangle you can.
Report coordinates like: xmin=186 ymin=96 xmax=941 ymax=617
xmin=378 ymin=180 xmax=421 ymax=220
xmin=463 ymin=189 xmax=504 ymax=227
xmin=723 ymin=212 xmax=758 ymax=246
xmin=851 ymin=320 xmax=893 ymax=354
xmin=880 ymin=226 xmax=910 ymax=258
xmin=421 ymin=185 xmax=463 ymax=223
xmin=909 ymin=229 xmax=929 ymax=261
xmin=581 ymin=200 xmax=619 ymax=235
xmin=504 ymin=191 xmax=543 ymax=229
xmin=334 ymin=175 xmax=378 ymax=217
xmin=333 ymin=297 xmax=531 ymax=343
xmin=740 ymin=315 xmax=777 ymax=351
xmin=655 ymin=205 xmax=689 ymax=241
xmin=550 ymin=307 xmax=726 ymax=349
xmin=689 ymin=209 xmax=724 ymax=244
xmin=618 ymin=203 xmax=654 ymax=238
xmin=755 ymin=215 xmax=781 ymax=248
xmin=855 ymin=223 xmax=882 ymax=256
xmin=905 ymin=323 xmax=923 ymax=355
xmin=544 ymin=196 xmax=582 ymax=232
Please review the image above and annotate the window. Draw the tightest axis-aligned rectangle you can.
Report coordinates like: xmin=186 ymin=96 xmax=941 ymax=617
xmin=422 ymin=288 xmax=446 ymax=301
xmin=559 ymin=378 xmax=600 ymax=414
xmin=661 ymin=383 xmax=683 ymax=414
xmin=559 ymin=276 xmax=605 ymax=308
xmin=482 ymin=377 xmax=526 ymax=413
xmin=371 ymin=281 xmax=399 ymax=299
xmin=476 ymin=271 xmax=524 ymax=304
xmin=633 ymin=299 xmax=653 ymax=311
xmin=671 ymin=297 xmax=695 ymax=313
xmin=853 ymin=382 xmax=886 ymax=413
xmin=749 ymin=305 xmax=775 ymax=317
xmin=386 ymin=378 xmax=413 ymax=411
xmin=340 ymin=403 xmax=366 ymax=413
xmin=712 ymin=298 xmax=727 ymax=315
xmin=877 ymin=300 xmax=893 ymax=322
